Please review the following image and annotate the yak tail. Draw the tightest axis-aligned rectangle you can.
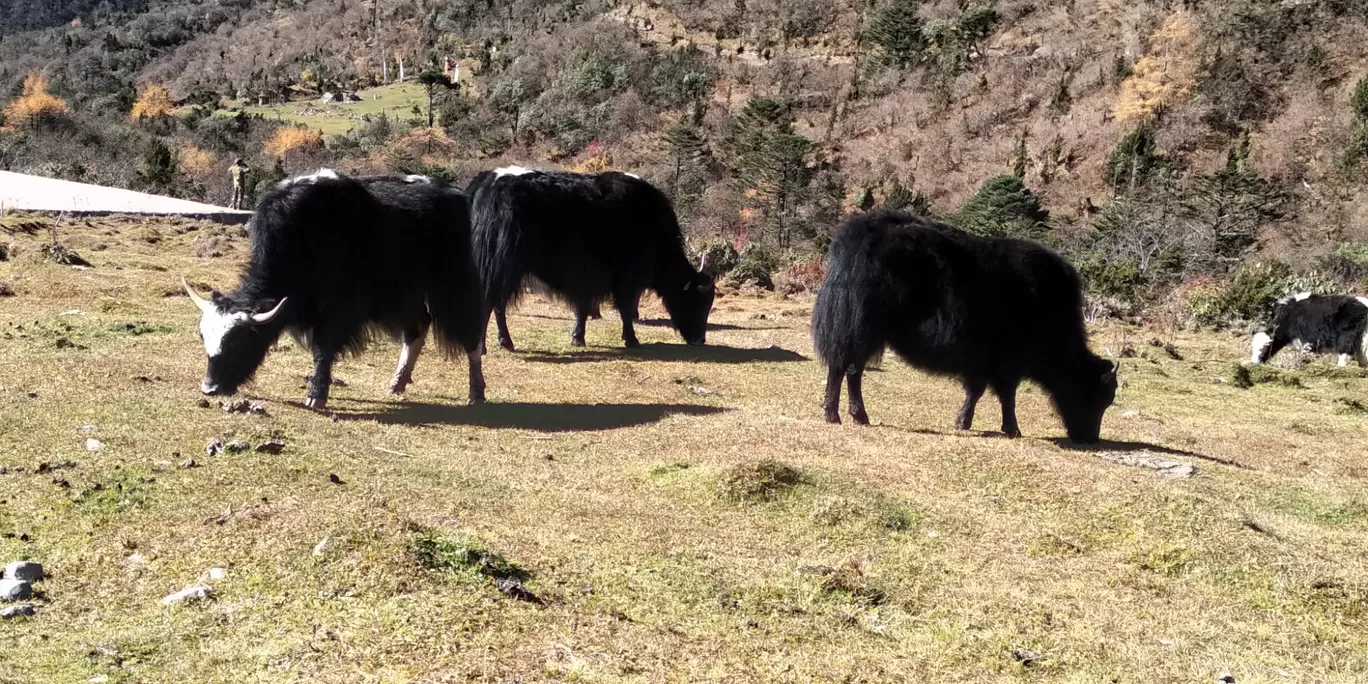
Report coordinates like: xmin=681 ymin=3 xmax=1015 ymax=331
xmin=471 ymin=199 xmax=526 ymax=310
xmin=427 ymin=195 xmax=485 ymax=357
xmin=811 ymin=246 xmax=886 ymax=373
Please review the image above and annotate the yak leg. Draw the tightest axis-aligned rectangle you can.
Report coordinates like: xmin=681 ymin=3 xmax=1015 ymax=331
xmin=823 ymin=366 xmax=845 ymax=424
xmin=616 ymin=291 xmax=641 ymax=348
xmin=992 ymin=378 xmax=1022 ymax=438
xmin=306 ymin=343 xmax=341 ymax=411
xmin=846 ymin=362 xmax=870 ymax=425
xmin=466 ymin=349 xmax=486 ymax=405
xmin=570 ymin=301 xmax=593 ymax=347
xmin=494 ymin=306 xmax=516 ymax=352
xmin=955 ymin=378 xmax=988 ymax=431
xmin=389 ymin=313 xmax=431 ymax=395
xmin=1339 ymin=353 xmax=1352 ymax=367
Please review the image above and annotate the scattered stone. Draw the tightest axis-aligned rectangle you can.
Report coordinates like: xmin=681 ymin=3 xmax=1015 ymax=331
xmin=1217 ymin=676 xmax=1236 ymax=684
xmin=151 ymin=461 xmax=173 ymax=472
xmin=205 ymin=567 xmax=227 ymax=581
xmin=205 ymin=439 xmax=224 ymax=456
xmin=329 ymin=473 xmax=345 ymax=485
xmin=1097 ymin=451 xmax=1196 ymax=479
xmin=0 ymin=579 xmax=32 ymax=601
xmin=226 ymin=440 xmax=251 ymax=454
xmin=313 ymin=537 xmax=330 ymax=556
xmin=493 ymin=577 xmax=544 ymax=604
xmin=223 ymin=399 xmax=268 ymax=416
xmin=161 ymin=585 xmax=213 ymax=606
xmin=79 ymin=425 xmax=97 ymax=435
xmin=5 ymin=561 xmax=44 ymax=582
xmin=1010 ymin=647 xmax=1041 ymax=666
xmin=0 ymin=466 xmax=7 ymax=475
xmin=0 ymin=604 xmax=35 ymax=618
xmin=254 ymin=441 xmax=285 ymax=455
xmin=195 ymin=398 xmax=212 ymax=409
xmin=26 ymin=391 xmax=38 ymax=399
xmin=178 ymin=458 xmax=199 ymax=470
xmin=51 ymin=478 xmax=71 ymax=489
xmin=35 ymin=460 xmax=77 ymax=474
xmin=85 ymin=438 xmax=105 ymax=452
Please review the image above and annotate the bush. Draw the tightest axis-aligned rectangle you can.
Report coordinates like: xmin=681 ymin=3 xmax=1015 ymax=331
xmin=699 ymin=240 xmax=740 ymax=277
xmin=1181 ymin=263 xmax=1338 ymax=330
xmin=1318 ymin=241 xmax=1368 ymax=287
xmin=727 ymin=245 xmax=781 ymax=289
xmin=951 ymin=175 xmax=1049 ymax=238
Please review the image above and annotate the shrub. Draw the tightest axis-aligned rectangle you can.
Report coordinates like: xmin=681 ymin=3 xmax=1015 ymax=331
xmin=728 ymin=244 xmax=781 ymax=289
xmin=264 ymin=126 xmax=324 ymax=159
xmin=4 ymin=72 xmax=69 ymax=129
xmin=1318 ymin=241 xmax=1368 ymax=287
xmin=774 ymin=253 xmax=826 ymax=295
xmin=1181 ymin=263 xmax=1338 ymax=330
xmin=130 ymin=83 xmax=175 ymax=122
xmin=951 ymin=175 xmax=1049 ymax=238
xmin=699 ymin=240 xmax=740 ymax=277
xmin=1353 ymin=74 xmax=1368 ymax=122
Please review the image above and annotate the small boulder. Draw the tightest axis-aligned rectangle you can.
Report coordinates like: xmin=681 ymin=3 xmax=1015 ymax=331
xmin=178 ymin=459 xmax=199 ymax=470
xmin=205 ymin=439 xmax=224 ymax=456
xmin=0 ymin=604 xmax=35 ymax=618
xmin=255 ymin=441 xmax=285 ymax=455
xmin=84 ymin=438 xmax=105 ymax=452
xmin=161 ymin=585 xmax=213 ymax=606
xmin=4 ymin=561 xmax=43 ymax=582
xmin=0 ymin=579 xmax=32 ymax=601
xmin=226 ymin=440 xmax=251 ymax=454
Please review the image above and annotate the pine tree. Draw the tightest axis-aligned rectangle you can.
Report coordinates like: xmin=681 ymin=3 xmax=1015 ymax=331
xmin=867 ymin=0 xmax=926 ymax=69
xmin=665 ymin=122 xmax=709 ymax=204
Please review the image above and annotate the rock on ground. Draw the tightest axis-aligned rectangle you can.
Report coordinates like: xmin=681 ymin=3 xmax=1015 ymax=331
xmin=1097 ymin=451 xmax=1196 ymax=479
xmin=0 ymin=604 xmax=35 ymax=618
xmin=0 ymin=579 xmax=33 ymax=601
xmin=162 ymin=585 xmax=214 ymax=606
xmin=4 ymin=561 xmax=43 ymax=582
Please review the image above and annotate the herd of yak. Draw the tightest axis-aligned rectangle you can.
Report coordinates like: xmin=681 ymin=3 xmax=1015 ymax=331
xmin=179 ymin=168 xmax=1368 ymax=445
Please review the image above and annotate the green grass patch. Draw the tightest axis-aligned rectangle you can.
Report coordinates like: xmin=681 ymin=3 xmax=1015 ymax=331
xmin=720 ymin=459 xmax=806 ymax=503
xmin=409 ymin=530 xmax=529 ymax=581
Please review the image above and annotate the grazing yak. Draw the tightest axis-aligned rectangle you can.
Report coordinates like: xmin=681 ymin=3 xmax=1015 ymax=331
xmin=468 ymin=167 xmax=715 ymax=350
xmin=183 ymin=171 xmax=486 ymax=409
xmin=813 ymin=211 xmax=1118 ymax=444
xmin=1251 ymin=293 xmax=1368 ymax=367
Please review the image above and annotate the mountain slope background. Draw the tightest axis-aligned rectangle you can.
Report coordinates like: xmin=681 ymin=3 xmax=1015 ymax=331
xmin=4 ymin=0 xmax=1368 ymax=319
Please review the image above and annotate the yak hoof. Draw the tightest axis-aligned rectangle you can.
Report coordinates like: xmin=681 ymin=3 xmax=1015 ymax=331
xmin=467 ymin=392 xmax=486 ymax=406
xmin=955 ymin=417 xmax=973 ymax=431
xmin=624 ymin=338 xmax=641 ymax=349
xmin=498 ymin=338 xmax=516 ymax=352
xmin=1003 ymin=428 xmax=1022 ymax=439
xmin=305 ymin=396 xmax=328 ymax=411
xmin=850 ymin=409 xmax=870 ymax=426
xmin=388 ymin=379 xmax=409 ymax=395
xmin=570 ymin=337 xmax=586 ymax=348
xmin=824 ymin=410 xmax=841 ymax=425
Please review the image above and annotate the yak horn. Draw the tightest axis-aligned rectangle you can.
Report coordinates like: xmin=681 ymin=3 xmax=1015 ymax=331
xmin=699 ymin=252 xmax=710 ymax=273
xmin=182 ymin=278 xmax=214 ymax=314
xmin=249 ymin=298 xmax=288 ymax=325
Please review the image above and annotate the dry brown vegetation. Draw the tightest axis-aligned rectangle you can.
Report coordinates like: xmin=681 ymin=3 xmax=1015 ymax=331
xmin=1 ymin=215 xmax=1366 ymax=681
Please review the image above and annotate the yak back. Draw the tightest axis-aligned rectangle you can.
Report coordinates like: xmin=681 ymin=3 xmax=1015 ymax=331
xmin=1269 ymin=294 xmax=1368 ymax=346
xmin=237 ymin=173 xmax=479 ymax=354
xmin=468 ymin=169 xmax=695 ymax=307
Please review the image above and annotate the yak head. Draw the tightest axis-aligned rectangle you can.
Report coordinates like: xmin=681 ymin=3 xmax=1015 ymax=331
xmin=663 ymin=254 xmax=716 ymax=345
xmin=1052 ymin=356 xmax=1118 ymax=445
xmin=183 ymin=278 xmax=288 ymax=396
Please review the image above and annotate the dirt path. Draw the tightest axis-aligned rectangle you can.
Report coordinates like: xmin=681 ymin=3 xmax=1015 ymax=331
xmin=0 ymin=171 xmax=250 ymax=222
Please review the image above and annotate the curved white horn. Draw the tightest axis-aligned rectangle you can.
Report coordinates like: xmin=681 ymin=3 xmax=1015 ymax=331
xmin=182 ymin=278 xmax=213 ymax=314
xmin=249 ymin=297 xmax=288 ymax=325
xmin=699 ymin=252 xmax=710 ymax=272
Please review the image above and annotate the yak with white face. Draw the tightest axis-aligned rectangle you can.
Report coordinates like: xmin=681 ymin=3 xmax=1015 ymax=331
xmin=1251 ymin=294 xmax=1368 ymax=368
xmin=813 ymin=211 xmax=1117 ymax=444
xmin=184 ymin=171 xmax=486 ymax=409
xmin=467 ymin=168 xmax=715 ymax=351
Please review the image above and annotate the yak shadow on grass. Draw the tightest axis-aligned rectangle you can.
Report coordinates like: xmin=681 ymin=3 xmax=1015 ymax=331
xmin=1050 ymin=438 xmax=1248 ymax=469
xmin=635 ymin=317 xmax=754 ymax=332
xmin=518 ymin=342 xmax=807 ymax=365
xmin=338 ymin=401 xmax=728 ymax=431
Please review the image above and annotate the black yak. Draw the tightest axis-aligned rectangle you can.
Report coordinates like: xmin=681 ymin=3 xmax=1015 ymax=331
xmin=183 ymin=171 xmax=486 ymax=409
xmin=1251 ymin=293 xmax=1368 ymax=367
xmin=812 ymin=211 xmax=1118 ymax=443
xmin=468 ymin=167 xmax=714 ymax=350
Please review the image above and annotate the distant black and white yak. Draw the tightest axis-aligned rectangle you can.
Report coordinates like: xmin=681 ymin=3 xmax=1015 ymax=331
xmin=183 ymin=171 xmax=486 ymax=409
xmin=812 ymin=211 xmax=1118 ymax=443
xmin=467 ymin=167 xmax=715 ymax=350
xmin=1250 ymin=293 xmax=1368 ymax=367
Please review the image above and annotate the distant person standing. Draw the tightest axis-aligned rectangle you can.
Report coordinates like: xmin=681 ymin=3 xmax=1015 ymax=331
xmin=229 ymin=158 xmax=250 ymax=210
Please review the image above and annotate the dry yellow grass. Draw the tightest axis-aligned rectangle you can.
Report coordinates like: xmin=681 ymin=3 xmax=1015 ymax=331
xmin=1 ymin=215 xmax=1367 ymax=682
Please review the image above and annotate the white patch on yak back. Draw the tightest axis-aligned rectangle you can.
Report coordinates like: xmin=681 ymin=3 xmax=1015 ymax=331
xmin=404 ymin=175 xmax=432 ymax=184
xmin=494 ymin=166 xmax=533 ymax=178
xmin=624 ymin=172 xmax=641 ymax=180
xmin=1356 ymin=296 xmax=1368 ymax=309
xmin=200 ymin=308 xmax=250 ymax=358
xmin=1250 ymin=331 xmax=1272 ymax=364
xmin=1293 ymin=292 xmax=1312 ymax=301
xmin=279 ymin=169 xmax=340 ymax=188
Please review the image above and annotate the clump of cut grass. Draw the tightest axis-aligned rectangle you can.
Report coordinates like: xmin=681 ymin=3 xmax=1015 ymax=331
xmin=1028 ymin=533 xmax=1085 ymax=558
xmin=649 ymin=462 xmax=692 ymax=478
xmin=810 ymin=497 xmax=864 ymax=526
xmin=1333 ymin=397 xmax=1368 ymax=416
xmin=720 ymin=459 xmax=805 ymax=503
xmin=1303 ymin=365 xmax=1368 ymax=380
xmin=817 ymin=556 xmax=887 ymax=605
xmin=194 ymin=235 xmax=231 ymax=258
xmin=409 ymin=530 xmax=528 ymax=581
xmin=41 ymin=243 xmax=91 ymax=267
xmin=1229 ymin=363 xmax=1303 ymax=389
xmin=108 ymin=321 xmax=175 ymax=336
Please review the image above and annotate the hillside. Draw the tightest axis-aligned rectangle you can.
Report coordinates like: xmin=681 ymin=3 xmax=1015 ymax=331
xmin=4 ymin=0 xmax=1368 ymax=320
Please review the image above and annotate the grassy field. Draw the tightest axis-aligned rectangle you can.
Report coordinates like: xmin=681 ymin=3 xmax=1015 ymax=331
xmin=1 ymin=213 xmax=1367 ymax=683
xmin=227 ymin=82 xmax=429 ymax=137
